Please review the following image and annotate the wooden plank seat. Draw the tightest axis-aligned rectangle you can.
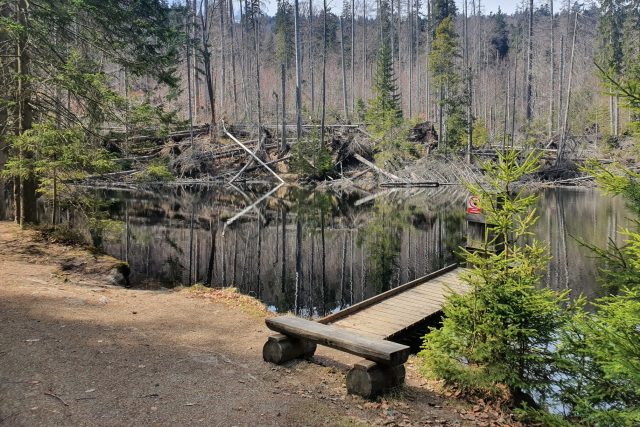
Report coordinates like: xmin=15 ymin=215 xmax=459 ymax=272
xmin=263 ymin=316 xmax=410 ymax=398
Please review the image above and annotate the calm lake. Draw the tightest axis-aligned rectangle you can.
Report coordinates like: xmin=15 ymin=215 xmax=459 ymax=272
xmin=5 ymin=185 xmax=634 ymax=316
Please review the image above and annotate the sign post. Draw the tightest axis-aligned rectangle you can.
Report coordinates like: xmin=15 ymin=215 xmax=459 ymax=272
xmin=466 ymin=195 xmax=481 ymax=215
xmin=465 ymin=194 xmax=504 ymax=254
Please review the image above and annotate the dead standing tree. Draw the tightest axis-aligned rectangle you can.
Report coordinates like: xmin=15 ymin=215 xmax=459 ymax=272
xmin=246 ymin=0 xmax=263 ymax=135
xmin=198 ymin=0 xmax=218 ymax=141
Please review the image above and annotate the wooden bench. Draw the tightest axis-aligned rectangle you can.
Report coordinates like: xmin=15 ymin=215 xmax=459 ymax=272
xmin=263 ymin=316 xmax=410 ymax=398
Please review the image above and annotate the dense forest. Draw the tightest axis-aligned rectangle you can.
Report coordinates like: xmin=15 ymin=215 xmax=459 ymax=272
xmin=1 ymin=0 xmax=639 ymax=227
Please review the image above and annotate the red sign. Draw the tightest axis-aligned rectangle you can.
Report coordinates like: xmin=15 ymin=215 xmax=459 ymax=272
xmin=466 ymin=195 xmax=481 ymax=214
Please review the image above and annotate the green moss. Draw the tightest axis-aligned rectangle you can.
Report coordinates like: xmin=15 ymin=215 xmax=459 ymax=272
xmin=135 ymin=161 xmax=174 ymax=182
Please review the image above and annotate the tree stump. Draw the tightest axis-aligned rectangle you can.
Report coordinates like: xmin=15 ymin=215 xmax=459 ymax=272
xmin=346 ymin=359 xmax=405 ymax=398
xmin=262 ymin=334 xmax=317 ymax=364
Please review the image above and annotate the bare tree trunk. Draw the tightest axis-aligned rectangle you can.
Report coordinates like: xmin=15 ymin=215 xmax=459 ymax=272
xmin=253 ymin=11 xmax=262 ymax=132
xmin=185 ymin=10 xmax=195 ymax=151
xmin=408 ymin=0 xmax=413 ymax=117
xmin=525 ymin=0 xmax=533 ymax=122
xmin=614 ymin=95 xmax=619 ymax=136
xmin=361 ymin=0 xmax=366 ymax=102
xmin=199 ymin=0 xmax=217 ymax=141
xmin=425 ymin=0 xmax=431 ymax=121
xmin=549 ymin=0 xmax=555 ymax=138
xmin=351 ymin=0 xmax=355 ymax=113
xmin=438 ymin=85 xmax=443 ymax=151
xmin=294 ymin=0 xmax=303 ymax=141
xmin=464 ymin=0 xmax=472 ymax=163
xmin=219 ymin=0 xmax=226 ymax=108
xmin=0 ymin=48 xmax=7 ymax=221
xmin=239 ymin=0 xmax=250 ymax=118
xmin=558 ymin=34 xmax=564 ymax=130
xmin=391 ymin=0 xmax=395 ymax=76
xmin=124 ymin=67 xmax=129 ymax=155
xmin=16 ymin=0 xmax=36 ymax=226
xmin=609 ymin=91 xmax=615 ymax=136
xmin=503 ymin=64 xmax=510 ymax=152
xmin=52 ymin=168 xmax=57 ymax=226
xmin=483 ymin=42 xmax=488 ymax=126
xmin=511 ymin=43 xmax=518 ymax=147
xmin=309 ymin=0 xmax=315 ymax=116
xmin=281 ymin=63 xmax=287 ymax=151
xmin=229 ymin=0 xmax=238 ymax=119
xmin=13 ymin=177 xmax=20 ymax=224
xmin=340 ymin=16 xmax=349 ymax=121
xmin=415 ymin=0 xmax=420 ymax=115
xmin=0 ymin=147 xmax=5 ymax=222
xmin=557 ymin=12 xmax=577 ymax=163
xmin=320 ymin=0 xmax=327 ymax=146
xmin=192 ymin=0 xmax=201 ymax=124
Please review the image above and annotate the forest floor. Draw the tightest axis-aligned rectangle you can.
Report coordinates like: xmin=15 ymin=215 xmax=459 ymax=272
xmin=0 ymin=221 xmax=517 ymax=427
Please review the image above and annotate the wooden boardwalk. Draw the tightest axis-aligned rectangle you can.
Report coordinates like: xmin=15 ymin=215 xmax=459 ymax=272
xmin=319 ymin=265 xmax=469 ymax=340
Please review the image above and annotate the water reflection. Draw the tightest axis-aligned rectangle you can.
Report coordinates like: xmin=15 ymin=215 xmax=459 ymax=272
xmin=0 ymin=184 xmax=632 ymax=314
xmin=536 ymin=187 xmax=633 ymax=299
xmin=103 ymin=184 xmax=463 ymax=316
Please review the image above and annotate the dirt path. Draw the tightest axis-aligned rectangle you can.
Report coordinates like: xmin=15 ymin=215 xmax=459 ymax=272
xmin=0 ymin=222 xmax=509 ymax=426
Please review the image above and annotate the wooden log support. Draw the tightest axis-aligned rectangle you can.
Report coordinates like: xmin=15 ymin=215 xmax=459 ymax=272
xmin=346 ymin=359 xmax=405 ymax=398
xmin=265 ymin=316 xmax=410 ymax=366
xmin=264 ymin=316 xmax=410 ymax=398
xmin=262 ymin=333 xmax=317 ymax=364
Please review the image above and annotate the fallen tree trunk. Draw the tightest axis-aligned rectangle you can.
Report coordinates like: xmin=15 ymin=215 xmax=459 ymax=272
xmin=222 ymin=122 xmax=285 ymax=184
xmin=353 ymin=154 xmax=405 ymax=182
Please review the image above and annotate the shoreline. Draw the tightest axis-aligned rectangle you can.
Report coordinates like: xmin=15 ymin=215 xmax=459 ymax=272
xmin=0 ymin=221 xmax=516 ymax=426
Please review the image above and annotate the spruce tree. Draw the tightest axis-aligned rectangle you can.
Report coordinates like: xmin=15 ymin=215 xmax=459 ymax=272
xmin=429 ymin=17 xmax=466 ymax=150
xmin=431 ymin=0 xmax=457 ymax=33
xmin=366 ymin=0 xmax=402 ymax=136
xmin=490 ymin=8 xmax=510 ymax=61
xmin=367 ymin=38 xmax=402 ymax=132
xmin=599 ymin=0 xmax=626 ymax=135
xmin=419 ymin=150 xmax=570 ymax=404
xmin=275 ymin=0 xmax=295 ymax=68
xmin=0 ymin=0 xmax=180 ymax=226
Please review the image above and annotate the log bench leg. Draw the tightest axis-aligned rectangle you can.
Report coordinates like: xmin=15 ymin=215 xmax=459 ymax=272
xmin=346 ymin=359 xmax=405 ymax=398
xmin=263 ymin=334 xmax=317 ymax=364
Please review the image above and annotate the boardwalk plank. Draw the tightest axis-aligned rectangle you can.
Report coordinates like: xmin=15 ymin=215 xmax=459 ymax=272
xmin=359 ymin=304 xmax=435 ymax=319
xmin=344 ymin=311 xmax=410 ymax=328
xmin=372 ymin=298 xmax=441 ymax=312
xmin=325 ymin=267 xmax=470 ymax=341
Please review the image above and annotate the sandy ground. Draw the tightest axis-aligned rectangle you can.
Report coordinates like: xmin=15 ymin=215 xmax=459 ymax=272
xmin=0 ymin=221 xmax=512 ymax=426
